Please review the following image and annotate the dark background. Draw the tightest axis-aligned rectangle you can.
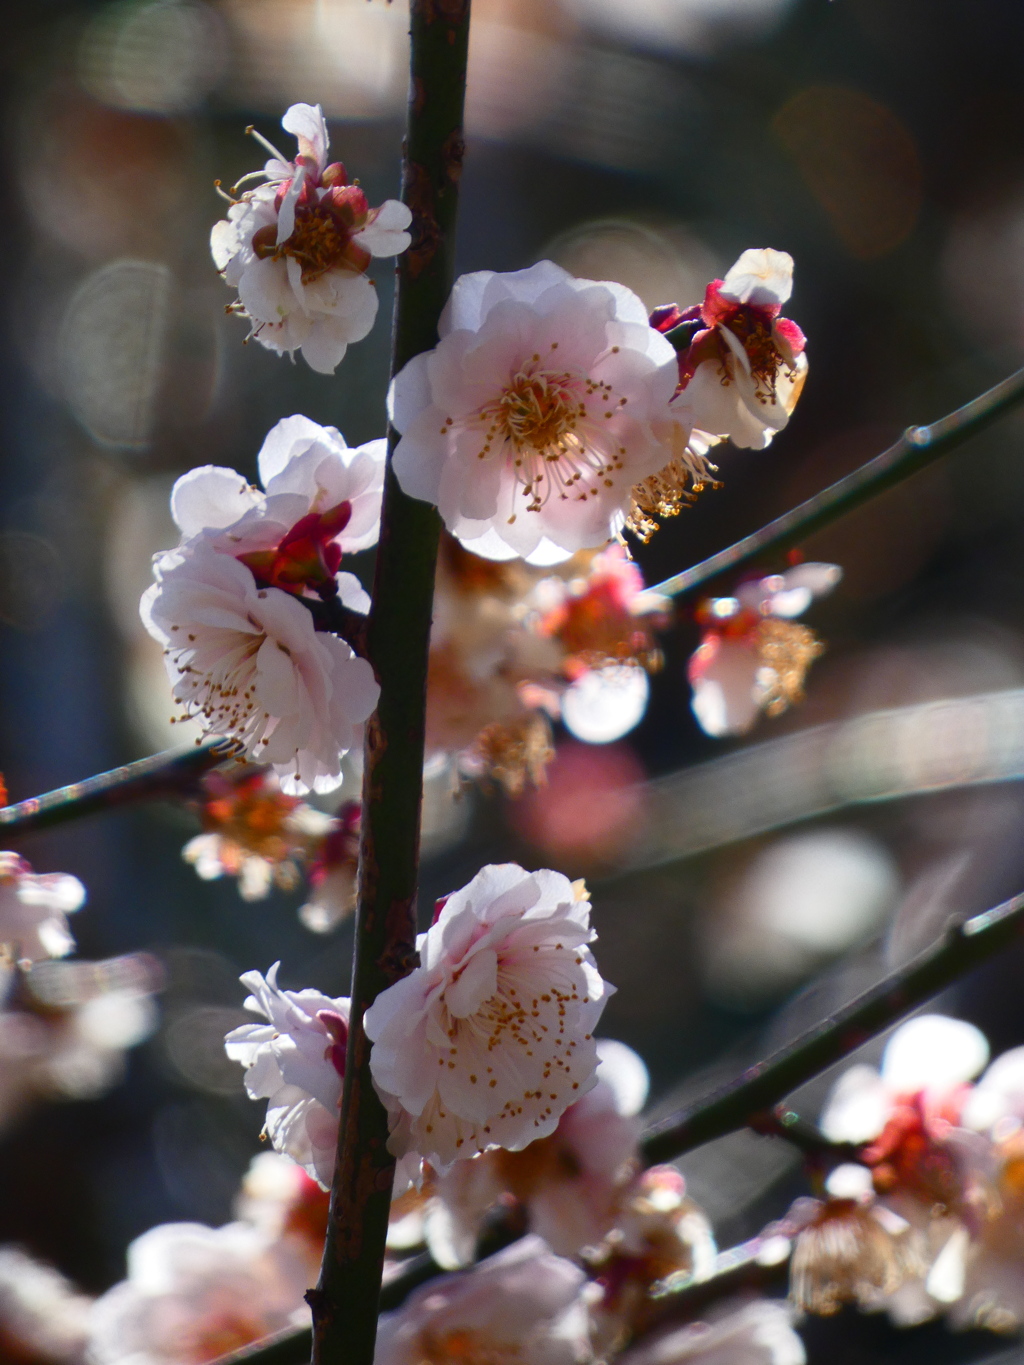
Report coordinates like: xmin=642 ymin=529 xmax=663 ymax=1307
xmin=3 ymin=0 xmax=1024 ymax=1360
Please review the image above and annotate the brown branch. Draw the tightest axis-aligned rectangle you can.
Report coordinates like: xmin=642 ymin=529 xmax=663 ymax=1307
xmin=310 ymin=5 xmax=471 ymax=1365
xmin=0 ymin=739 xmax=238 ymax=837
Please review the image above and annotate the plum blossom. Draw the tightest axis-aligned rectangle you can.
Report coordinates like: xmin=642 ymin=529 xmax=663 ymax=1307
xmin=224 ymin=964 xmax=350 ymax=1187
xmin=234 ymin=1151 xmax=330 ymax=1281
xmin=375 ymin=1235 xmax=593 ymax=1365
xmin=615 ymin=1299 xmax=806 ymax=1365
xmin=389 ymin=261 xmax=687 ymax=562
xmin=87 ymin=1221 xmax=310 ymax=1365
xmin=141 ymin=542 xmax=378 ymax=794
xmin=182 ymin=768 xmax=335 ymax=901
xmin=585 ymin=1166 xmax=716 ymax=1353
xmin=425 ymin=1037 xmax=649 ymax=1267
xmin=687 ymin=563 xmax=841 ymax=738
xmin=426 ymin=538 xmax=666 ymax=790
xmin=364 ymin=864 xmax=613 ymax=1174
xmin=0 ymin=1246 xmax=92 ymax=1365
xmin=0 ymin=853 xmax=84 ymax=965
xmin=169 ymin=415 xmax=386 ymax=594
xmin=656 ymin=248 xmax=807 ymax=453
xmin=211 ymin=103 xmax=411 ymax=373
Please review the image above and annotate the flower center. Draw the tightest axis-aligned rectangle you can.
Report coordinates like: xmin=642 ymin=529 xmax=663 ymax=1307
xmin=253 ymin=204 xmax=370 ymax=285
xmin=168 ymin=615 xmax=277 ymax=751
xmin=421 ymin=1328 xmax=523 ymax=1365
xmin=468 ymin=359 xmax=628 ymax=516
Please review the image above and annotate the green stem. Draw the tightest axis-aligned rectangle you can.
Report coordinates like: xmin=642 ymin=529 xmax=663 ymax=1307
xmin=0 ymin=739 xmax=236 ymax=836
xmin=642 ymin=364 xmax=1024 ymax=604
xmin=641 ymin=887 xmax=1024 ymax=1163
xmin=310 ymin=6 xmax=470 ymax=1364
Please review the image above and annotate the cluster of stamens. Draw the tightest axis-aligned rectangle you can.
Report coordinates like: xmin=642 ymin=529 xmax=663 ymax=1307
xmin=167 ymin=616 xmax=274 ymax=753
xmin=455 ymin=346 xmax=629 ymax=517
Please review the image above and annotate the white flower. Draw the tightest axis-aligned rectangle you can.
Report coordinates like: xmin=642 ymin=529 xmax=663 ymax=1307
xmin=389 ymin=261 xmax=684 ymax=562
xmin=141 ymin=542 xmax=379 ymax=794
xmin=170 ymin=415 xmax=386 ymax=575
xmin=87 ymin=1221 xmax=310 ymax=1364
xmin=688 ymin=563 xmax=841 ymax=738
xmin=211 ymin=103 xmax=411 ymax=373
xmin=364 ymin=863 xmax=613 ymax=1173
xmin=0 ymin=1245 xmax=92 ymax=1364
xmin=375 ymin=1235 xmax=593 ymax=1365
xmin=0 ymin=853 xmax=84 ymax=964
xmin=224 ymin=963 xmax=350 ymax=1187
xmin=426 ymin=1037 xmax=648 ymax=1266
xmin=819 ymin=1014 xmax=989 ymax=1146
xmin=615 ymin=1299 xmax=806 ymax=1365
xmin=668 ymin=248 xmax=808 ymax=451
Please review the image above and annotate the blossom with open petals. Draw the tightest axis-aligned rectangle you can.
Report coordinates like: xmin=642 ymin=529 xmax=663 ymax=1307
xmin=426 ymin=1037 xmax=649 ymax=1266
xmin=170 ymin=416 xmax=385 ymax=596
xmin=183 ymin=768 xmax=334 ymax=901
xmin=87 ymin=1221 xmax=309 ymax=1364
xmin=657 ymin=248 xmax=807 ymax=452
xmin=375 ymin=1235 xmax=593 ymax=1365
xmin=688 ymin=563 xmax=840 ymax=737
xmin=212 ymin=104 xmax=411 ymax=373
xmin=224 ymin=964 xmax=350 ymax=1187
xmin=141 ymin=542 xmax=378 ymax=794
xmin=0 ymin=853 xmax=84 ymax=965
xmin=389 ymin=261 xmax=685 ymax=562
xmin=364 ymin=864 xmax=612 ymax=1173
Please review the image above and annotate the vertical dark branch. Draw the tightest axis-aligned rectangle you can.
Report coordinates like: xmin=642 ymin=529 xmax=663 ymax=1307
xmin=310 ymin=6 xmax=471 ymax=1364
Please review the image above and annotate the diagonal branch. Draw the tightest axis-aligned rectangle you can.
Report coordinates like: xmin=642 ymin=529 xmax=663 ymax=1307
xmin=641 ymin=364 xmax=1024 ymax=605
xmin=641 ymin=887 xmax=1024 ymax=1163
xmin=0 ymin=739 xmax=238 ymax=837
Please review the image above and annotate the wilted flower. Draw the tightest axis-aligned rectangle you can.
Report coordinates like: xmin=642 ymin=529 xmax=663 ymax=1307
xmin=211 ymin=104 xmax=411 ymax=373
xmin=585 ymin=1166 xmax=716 ymax=1353
xmin=87 ymin=1221 xmax=309 ymax=1364
xmin=169 ymin=415 xmax=385 ymax=597
xmin=0 ymin=1245 xmax=92 ymax=1364
xmin=0 ymin=853 xmax=84 ymax=965
xmin=364 ymin=864 xmax=612 ymax=1174
xmin=389 ymin=261 xmax=686 ymax=562
xmin=426 ymin=1037 xmax=649 ymax=1267
xmin=141 ymin=542 xmax=379 ymax=794
xmin=375 ymin=1235 xmax=593 ymax=1365
xmin=688 ymin=563 xmax=841 ymax=738
xmin=298 ymin=801 xmax=361 ymax=933
xmin=615 ymin=1298 xmax=806 ymax=1365
xmin=183 ymin=768 xmax=335 ymax=901
xmin=224 ymin=963 xmax=350 ymax=1187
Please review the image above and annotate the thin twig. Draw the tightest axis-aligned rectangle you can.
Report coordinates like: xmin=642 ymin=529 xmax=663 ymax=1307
xmin=640 ymin=365 xmax=1024 ymax=604
xmin=310 ymin=6 xmax=471 ymax=1365
xmin=0 ymin=739 xmax=237 ymax=836
xmin=642 ymin=888 xmax=1024 ymax=1163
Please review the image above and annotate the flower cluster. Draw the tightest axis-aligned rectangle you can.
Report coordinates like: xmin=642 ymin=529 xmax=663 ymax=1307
xmin=141 ymin=415 xmax=382 ymax=794
xmin=182 ymin=766 xmax=334 ymax=900
xmin=427 ymin=536 xmax=668 ymax=792
xmin=776 ymin=1013 xmax=1024 ymax=1333
xmin=687 ymin=563 xmax=841 ymax=737
xmin=388 ymin=252 xmax=807 ymax=561
xmin=212 ymin=104 xmax=411 ymax=373
xmin=0 ymin=852 xmax=84 ymax=965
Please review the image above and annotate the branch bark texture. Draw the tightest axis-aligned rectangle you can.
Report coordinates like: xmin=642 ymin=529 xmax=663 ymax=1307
xmin=311 ymin=7 xmax=471 ymax=1364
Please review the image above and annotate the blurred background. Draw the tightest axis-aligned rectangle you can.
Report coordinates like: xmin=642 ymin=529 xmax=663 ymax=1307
xmin=3 ymin=0 xmax=1024 ymax=1360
